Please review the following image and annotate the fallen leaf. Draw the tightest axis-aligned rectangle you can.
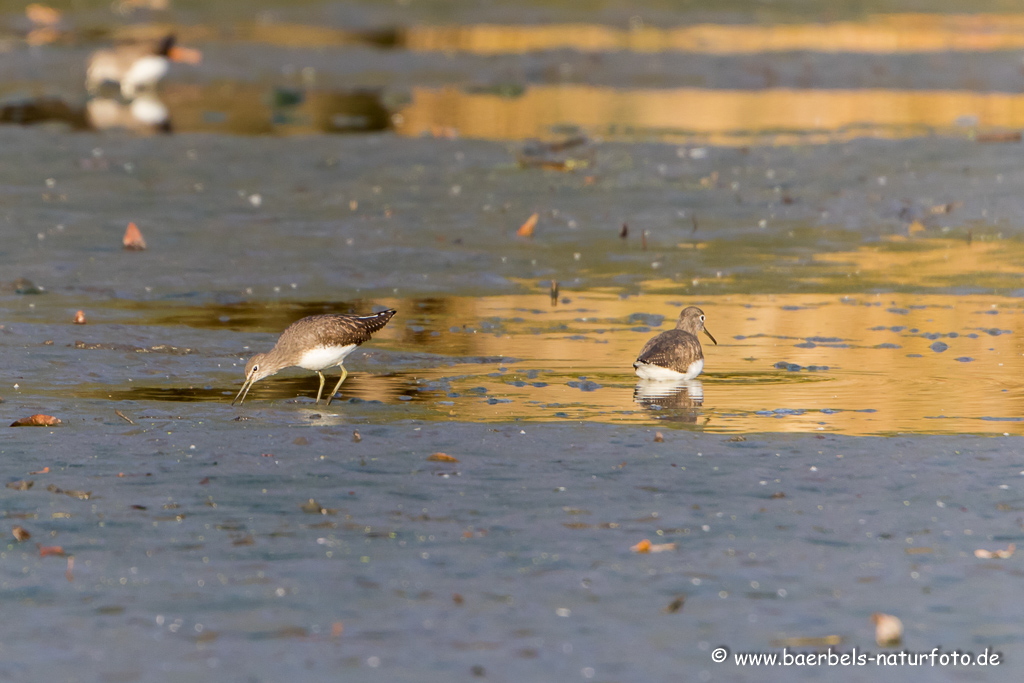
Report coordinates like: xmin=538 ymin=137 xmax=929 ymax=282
xmin=114 ymin=410 xmax=134 ymax=424
xmin=452 ymin=593 xmax=464 ymax=605
xmin=353 ymin=430 xmax=362 ymax=442
xmin=38 ymin=544 xmax=64 ymax=557
xmin=12 ymin=526 xmax=30 ymax=542
xmin=630 ymin=538 xmax=677 ymax=553
xmin=73 ymin=310 xmax=86 ymax=324
xmin=872 ymin=612 xmax=903 ymax=647
xmin=664 ymin=595 xmax=686 ymax=613
xmin=517 ymin=212 xmax=538 ymax=238
xmin=331 ymin=622 xmax=344 ymax=638
xmin=11 ymin=414 xmax=61 ymax=427
xmin=653 ymin=432 xmax=664 ymax=443
xmin=6 ymin=480 xmax=33 ymax=491
xmin=123 ymin=222 xmax=146 ymax=250
xmin=974 ymin=542 xmax=1015 ymax=559
xmin=427 ymin=453 xmax=459 ymax=462
xmin=30 ymin=467 xmax=49 ymax=475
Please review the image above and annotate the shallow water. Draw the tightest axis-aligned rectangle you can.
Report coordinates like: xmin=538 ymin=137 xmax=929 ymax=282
xmin=1 ymin=1 xmax=1024 ymax=681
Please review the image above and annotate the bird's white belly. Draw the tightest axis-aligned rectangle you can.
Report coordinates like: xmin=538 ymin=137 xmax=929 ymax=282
xmin=122 ymin=56 xmax=168 ymax=95
xmin=634 ymin=358 xmax=703 ymax=381
xmin=298 ymin=344 xmax=357 ymax=371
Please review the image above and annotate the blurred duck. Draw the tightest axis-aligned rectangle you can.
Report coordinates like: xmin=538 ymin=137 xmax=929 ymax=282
xmin=86 ymin=34 xmax=201 ymax=99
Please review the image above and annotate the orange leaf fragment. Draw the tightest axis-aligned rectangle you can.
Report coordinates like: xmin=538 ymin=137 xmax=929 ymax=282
xmin=12 ymin=526 xmax=30 ymax=542
xmin=123 ymin=222 xmax=147 ymax=250
xmin=73 ymin=310 xmax=86 ymax=324
xmin=26 ymin=4 xmax=61 ymax=25
xmin=11 ymin=414 xmax=61 ymax=427
xmin=30 ymin=467 xmax=49 ymax=475
xmin=38 ymin=544 xmax=64 ymax=557
xmin=975 ymin=543 xmax=1015 ymax=559
xmin=517 ymin=212 xmax=538 ymax=237
xmin=427 ymin=453 xmax=459 ymax=462
xmin=630 ymin=538 xmax=676 ymax=553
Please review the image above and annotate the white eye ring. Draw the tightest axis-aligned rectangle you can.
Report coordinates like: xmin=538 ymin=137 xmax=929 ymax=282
xmin=700 ymin=315 xmax=705 ymax=321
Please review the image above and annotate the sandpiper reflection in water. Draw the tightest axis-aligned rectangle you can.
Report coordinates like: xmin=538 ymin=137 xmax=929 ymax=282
xmin=634 ymin=379 xmax=704 ymax=423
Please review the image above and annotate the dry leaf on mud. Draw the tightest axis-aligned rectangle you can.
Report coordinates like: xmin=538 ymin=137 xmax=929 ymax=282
xmin=427 ymin=453 xmax=459 ymax=462
xmin=975 ymin=543 xmax=1015 ymax=559
xmin=123 ymin=222 xmax=146 ymax=250
xmin=517 ymin=213 xmax=538 ymax=237
xmin=12 ymin=526 xmax=30 ymax=542
xmin=631 ymin=538 xmax=677 ymax=553
xmin=11 ymin=414 xmax=61 ymax=427
xmin=872 ymin=612 xmax=903 ymax=647
xmin=73 ymin=310 xmax=86 ymax=324
xmin=663 ymin=595 xmax=686 ymax=613
xmin=38 ymin=544 xmax=64 ymax=557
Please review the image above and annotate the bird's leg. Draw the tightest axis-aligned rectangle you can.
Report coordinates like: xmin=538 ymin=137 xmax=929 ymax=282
xmin=315 ymin=371 xmax=326 ymax=403
xmin=325 ymin=366 xmax=349 ymax=406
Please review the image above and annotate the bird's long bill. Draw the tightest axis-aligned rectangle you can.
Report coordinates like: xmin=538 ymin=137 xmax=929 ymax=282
xmin=703 ymin=327 xmax=718 ymax=345
xmin=232 ymin=372 xmax=256 ymax=405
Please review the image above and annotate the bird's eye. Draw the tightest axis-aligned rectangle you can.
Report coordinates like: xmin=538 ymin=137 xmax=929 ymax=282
xmin=251 ymin=364 xmax=259 ymax=372
xmin=700 ymin=315 xmax=705 ymax=322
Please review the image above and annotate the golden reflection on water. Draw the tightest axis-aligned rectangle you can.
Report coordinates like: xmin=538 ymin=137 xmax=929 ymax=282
xmin=366 ymin=290 xmax=1022 ymax=435
xmin=395 ymin=85 xmax=1024 ymax=144
xmin=115 ymin=14 xmax=1024 ymax=55
xmin=67 ymin=238 xmax=1024 ymax=435
xmin=402 ymin=14 xmax=1024 ymax=55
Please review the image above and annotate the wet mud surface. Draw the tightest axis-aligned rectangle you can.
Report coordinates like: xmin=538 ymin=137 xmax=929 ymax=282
xmin=1 ymin=421 xmax=1020 ymax=682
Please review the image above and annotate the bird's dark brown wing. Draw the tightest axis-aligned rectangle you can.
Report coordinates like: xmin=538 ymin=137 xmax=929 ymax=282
xmin=303 ymin=310 xmax=397 ymax=347
xmin=635 ymin=329 xmax=703 ymax=373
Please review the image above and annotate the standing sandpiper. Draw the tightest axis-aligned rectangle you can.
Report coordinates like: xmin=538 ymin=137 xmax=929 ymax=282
xmin=232 ymin=309 xmax=396 ymax=405
xmin=633 ymin=306 xmax=717 ymax=380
